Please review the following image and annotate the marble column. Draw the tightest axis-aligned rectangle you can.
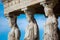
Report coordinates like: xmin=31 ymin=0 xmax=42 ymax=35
xmin=40 ymin=0 xmax=59 ymax=40
xmin=21 ymin=7 xmax=39 ymax=40
xmin=5 ymin=13 xmax=20 ymax=40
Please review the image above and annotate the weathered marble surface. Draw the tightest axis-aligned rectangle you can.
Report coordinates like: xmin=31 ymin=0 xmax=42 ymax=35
xmin=3 ymin=0 xmax=60 ymax=40
xmin=21 ymin=8 xmax=39 ymax=40
xmin=24 ymin=22 xmax=39 ymax=40
xmin=44 ymin=15 xmax=59 ymax=40
xmin=6 ymin=14 xmax=20 ymax=40
xmin=40 ymin=0 xmax=59 ymax=40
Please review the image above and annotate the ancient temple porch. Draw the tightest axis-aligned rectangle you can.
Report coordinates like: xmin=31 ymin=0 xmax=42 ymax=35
xmin=2 ymin=0 xmax=60 ymax=40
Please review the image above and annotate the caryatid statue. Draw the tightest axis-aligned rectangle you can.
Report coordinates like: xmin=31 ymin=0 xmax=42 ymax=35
xmin=21 ymin=7 xmax=39 ymax=40
xmin=40 ymin=0 xmax=59 ymax=40
xmin=5 ymin=13 xmax=20 ymax=40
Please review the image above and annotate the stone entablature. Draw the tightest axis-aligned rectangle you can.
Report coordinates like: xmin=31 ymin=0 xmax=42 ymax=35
xmin=3 ymin=0 xmax=41 ymax=14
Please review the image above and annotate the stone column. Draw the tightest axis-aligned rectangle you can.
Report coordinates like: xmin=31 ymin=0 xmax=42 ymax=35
xmin=40 ymin=0 xmax=59 ymax=40
xmin=21 ymin=7 xmax=39 ymax=40
xmin=5 ymin=13 xmax=20 ymax=40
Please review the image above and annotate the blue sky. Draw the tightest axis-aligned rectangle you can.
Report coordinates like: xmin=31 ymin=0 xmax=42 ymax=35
xmin=0 ymin=1 xmax=60 ymax=40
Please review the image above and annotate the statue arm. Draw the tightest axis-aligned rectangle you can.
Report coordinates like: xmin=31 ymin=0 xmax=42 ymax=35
xmin=15 ymin=28 xmax=20 ymax=40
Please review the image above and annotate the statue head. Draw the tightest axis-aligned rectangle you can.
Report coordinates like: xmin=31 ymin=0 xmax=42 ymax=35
xmin=44 ymin=7 xmax=53 ymax=17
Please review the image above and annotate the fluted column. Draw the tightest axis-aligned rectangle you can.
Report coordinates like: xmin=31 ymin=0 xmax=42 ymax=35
xmin=21 ymin=7 xmax=39 ymax=40
xmin=40 ymin=0 xmax=59 ymax=40
xmin=5 ymin=13 xmax=20 ymax=40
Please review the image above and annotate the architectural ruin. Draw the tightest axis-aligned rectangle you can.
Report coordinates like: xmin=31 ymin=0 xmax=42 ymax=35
xmin=2 ymin=0 xmax=60 ymax=40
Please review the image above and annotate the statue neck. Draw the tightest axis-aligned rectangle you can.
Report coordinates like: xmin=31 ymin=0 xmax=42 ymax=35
xmin=48 ymin=13 xmax=55 ymax=18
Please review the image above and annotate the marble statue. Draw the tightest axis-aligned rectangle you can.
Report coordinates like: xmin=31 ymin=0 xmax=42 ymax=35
xmin=6 ymin=14 xmax=20 ymax=40
xmin=21 ymin=8 xmax=39 ymax=40
xmin=44 ymin=11 xmax=59 ymax=40
xmin=40 ymin=0 xmax=59 ymax=40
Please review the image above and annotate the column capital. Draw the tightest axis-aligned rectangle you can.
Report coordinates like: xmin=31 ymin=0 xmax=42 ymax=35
xmin=4 ymin=12 xmax=19 ymax=19
xmin=21 ymin=7 xmax=28 ymax=11
xmin=40 ymin=0 xmax=58 ymax=8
